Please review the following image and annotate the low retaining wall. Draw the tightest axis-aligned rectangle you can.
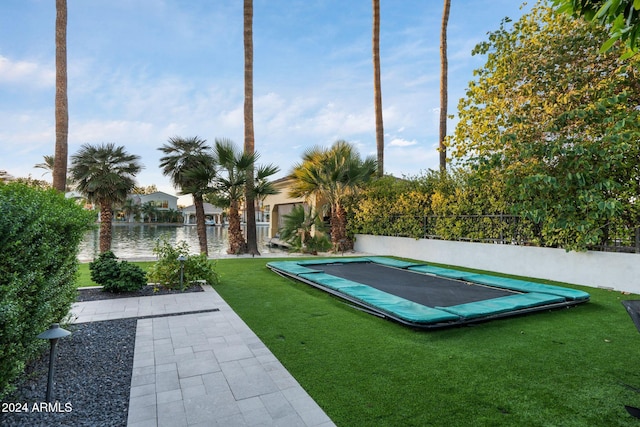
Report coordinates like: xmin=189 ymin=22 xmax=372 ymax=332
xmin=354 ymin=234 xmax=640 ymax=295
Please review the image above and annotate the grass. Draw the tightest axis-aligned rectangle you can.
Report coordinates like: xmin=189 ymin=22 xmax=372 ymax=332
xmin=78 ymin=257 xmax=640 ymax=426
xmin=75 ymin=261 xmax=155 ymax=287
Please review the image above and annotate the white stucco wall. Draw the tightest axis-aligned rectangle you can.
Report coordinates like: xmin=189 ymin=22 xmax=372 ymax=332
xmin=354 ymin=234 xmax=640 ymax=295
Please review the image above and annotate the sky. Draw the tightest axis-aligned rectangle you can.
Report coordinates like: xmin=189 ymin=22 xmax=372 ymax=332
xmin=0 ymin=0 xmax=531 ymax=203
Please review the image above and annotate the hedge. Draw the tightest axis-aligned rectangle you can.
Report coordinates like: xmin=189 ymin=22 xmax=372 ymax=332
xmin=0 ymin=182 xmax=95 ymax=397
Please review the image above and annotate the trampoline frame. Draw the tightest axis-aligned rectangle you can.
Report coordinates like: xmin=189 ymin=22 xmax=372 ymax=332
xmin=267 ymin=257 xmax=590 ymax=329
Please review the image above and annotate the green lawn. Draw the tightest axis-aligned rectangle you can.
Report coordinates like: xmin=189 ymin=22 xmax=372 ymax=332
xmin=76 ymin=261 xmax=155 ymax=288
xmin=78 ymin=257 xmax=640 ymax=426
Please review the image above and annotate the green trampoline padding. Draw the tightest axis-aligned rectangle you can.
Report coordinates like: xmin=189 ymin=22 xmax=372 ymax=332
xmin=408 ymin=265 xmax=590 ymax=301
xmin=437 ymin=292 xmax=566 ymax=319
xmin=362 ymin=256 xmax=426 ymax=269
xmin=266 ymin=261 xmax=321 ymax=275
xmin=297 ymin=257 xmax=372 ymax=266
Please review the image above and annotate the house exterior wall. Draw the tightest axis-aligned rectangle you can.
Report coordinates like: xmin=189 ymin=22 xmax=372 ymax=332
xmin=354 ymin=234 xmax=640 ymax=294
xmin=139 ymin=192 xmax=178 ymax=211
xmin=262 ymin=178 xmax=307 ymax=238
xmin=181 ymin=203 xmax=224 ymax=225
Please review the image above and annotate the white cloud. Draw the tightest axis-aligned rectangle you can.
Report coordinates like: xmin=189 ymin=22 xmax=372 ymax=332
xmin=389 ymin=138 xmax=417 ymax=147
xmin=0 ymin=55 xmax=54 ymax=87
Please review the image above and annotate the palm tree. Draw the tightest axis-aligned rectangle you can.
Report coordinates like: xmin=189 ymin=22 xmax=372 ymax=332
xmin=289 ymin=140 xmax=377 ymax=251
xmin=158 ymin=136 xmax=215 ymax=255
xmin=119 ymin=197 xmax=140 ymax=222
xmin=372 ymin=0 xmax=384 ymax=177
xmin=243 ymin=0 xmax=259 ymax=255
xmin=69 ymin=143 xmax=142 ymax=253
xmin=34 ymin=155 xmax=55 ymax=177
xmin=53 ymin=0 xmax=68 ymax=192
xmin=140 ymin=202 xmax=158 ymax=223
xmin=279 ymin=205 xmax=327 ymax=253
xmin=208 ymin=138 xmax=279 ymax=254
xmin=439 ymin=0 xmax=451 ymax=172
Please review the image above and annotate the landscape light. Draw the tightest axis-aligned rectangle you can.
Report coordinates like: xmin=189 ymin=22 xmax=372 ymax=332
xmin=177 ymin=255 xmax=187 ymax=290
xmin=37 ymin=323 xmax=71 ymax=402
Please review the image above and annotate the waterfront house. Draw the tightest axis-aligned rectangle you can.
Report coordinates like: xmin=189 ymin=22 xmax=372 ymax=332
xmin=261 ymin=177 xmax=325 ymax=240
xmin=181 ymin=203 xmax=224 ymax=225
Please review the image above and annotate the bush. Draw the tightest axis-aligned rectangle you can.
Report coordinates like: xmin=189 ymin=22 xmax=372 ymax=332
xmin=89 ymin=251 xmax=147 ymax=293
xmin=147 ymin=235 xmax=219 ymax=289
xmin=279 ymin=205 xmax=330 ymax=254
xmin=0 ymin=182 xmax=95 ymax=397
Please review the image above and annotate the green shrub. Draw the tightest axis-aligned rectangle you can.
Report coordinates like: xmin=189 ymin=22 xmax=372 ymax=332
xmin=147 ymin=235 xmax=219 ymax=289
xmin=89 ymin=250 xmax=147 ymax=293
xmin=89 ymin=251 xmax=119 ymax=286
xmin=279 ymin=205 xmax=330 ymax=253
xmin=0 ymin=182 xmax=94 ymax=397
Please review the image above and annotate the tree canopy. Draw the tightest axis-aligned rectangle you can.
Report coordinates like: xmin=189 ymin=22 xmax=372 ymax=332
xmin=452 ymin=2 xmax=640 ymax=250
xmin=289 ymin=140 xmax=377 ymax=250
xmin=554 ymin=0 xmax=640 ymax=58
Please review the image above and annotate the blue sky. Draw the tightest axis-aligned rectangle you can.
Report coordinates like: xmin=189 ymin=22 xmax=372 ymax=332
xmin=0 ymin=0 xmax=530 ymax=201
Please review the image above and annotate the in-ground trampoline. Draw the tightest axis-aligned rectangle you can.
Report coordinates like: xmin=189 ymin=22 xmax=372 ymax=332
xmin=267 ymin=257 xmax=590 ymax=329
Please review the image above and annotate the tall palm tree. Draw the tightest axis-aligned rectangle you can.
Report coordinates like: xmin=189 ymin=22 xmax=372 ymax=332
xmin=208 ymin=138 xmax=279 ymax=254
xmin=243 ymin=0 xmax=259 ymax=255
xmin=289 ymin=140 xmax=377 ymax=251
xmin=69 ymin=143 xmax=142 ymax=253
xmin=439 ymin=0 xmax=451 ymax=172
xmin=372 ymin=0 xmax=384 ymax=177
xmin=158 ymin=136 xmax=215 ymax=255
xmin=53 ymin=0 xmax=68 ymax=192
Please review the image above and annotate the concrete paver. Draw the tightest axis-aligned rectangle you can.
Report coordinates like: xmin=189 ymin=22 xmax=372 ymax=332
xmin=69 ymin=285 xmax=335 ymax=427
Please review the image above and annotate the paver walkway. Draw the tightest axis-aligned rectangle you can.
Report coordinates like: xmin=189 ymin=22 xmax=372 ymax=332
xmin=69 ymin=286 xmax=335 ymax=427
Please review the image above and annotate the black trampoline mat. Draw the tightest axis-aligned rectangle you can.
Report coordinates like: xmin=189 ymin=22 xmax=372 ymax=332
xmin=305 ymin=262 xmax=516 ymax=307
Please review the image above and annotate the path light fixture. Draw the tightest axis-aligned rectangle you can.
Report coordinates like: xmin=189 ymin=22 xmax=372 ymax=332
xmin=37 ymin=323 xmax=71 ymax=402
xmin=178 ymin=255 xmax=187 ymax=291
xmin=622 ymin=301 xmax=640 ymax=419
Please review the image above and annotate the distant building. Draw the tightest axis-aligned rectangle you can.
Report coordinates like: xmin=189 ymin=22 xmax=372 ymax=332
xmin=261 ymin=177 xmax=325 ymax=239
xmin=181 ymin=203 xmax=224 ymax=225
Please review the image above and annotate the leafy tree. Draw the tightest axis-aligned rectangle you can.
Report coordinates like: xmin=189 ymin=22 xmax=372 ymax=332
xmin=289 ymin=140 xmax=377 ymax=251
xmin=207 ymin=138 xmax=279 ymax=254
xmin=132 ymin=184 xmax=158 ymax=194
xmin=554 ymin=0 xmax=640 ymax=58
xmin=158 ymin=136 xmax=215 ymax=255
xmin=452 ymin=2 xmax=640 ymax=250
xmin=70 ymin=143 xmax=143 ymax=253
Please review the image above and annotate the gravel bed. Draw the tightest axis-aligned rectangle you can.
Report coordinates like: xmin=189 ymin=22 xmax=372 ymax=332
xmin=1 ymin=285 xmax=203 ymax=426
xmin=0 ymin=318 xmax=136 ymax=427
xmin=76 ymin=283 xmax=204 ymax=302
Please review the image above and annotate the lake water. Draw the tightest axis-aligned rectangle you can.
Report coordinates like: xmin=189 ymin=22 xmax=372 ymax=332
xmin=78 ymin=224 xmax=285 ymax=261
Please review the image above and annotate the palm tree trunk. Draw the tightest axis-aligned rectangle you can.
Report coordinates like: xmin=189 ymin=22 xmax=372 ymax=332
xmin=227 ymin=201 xmax=246 ymax=254
xmin=99 ymin=202 xmax=113 ymax=253
xmin=373 ymin=0 xmax=384 ymax=177
xmin=53 ymin=0 xmax=68 ymax=192
xmin=194 ymin=195 xmax=208 ymax=255
xmin=244 ymin=0 xmax=258 ymax=255
xmin=330 ymin=204 xmax=349 ymax=251
xmin=439 ymin=0 xmax=450 ymax=172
